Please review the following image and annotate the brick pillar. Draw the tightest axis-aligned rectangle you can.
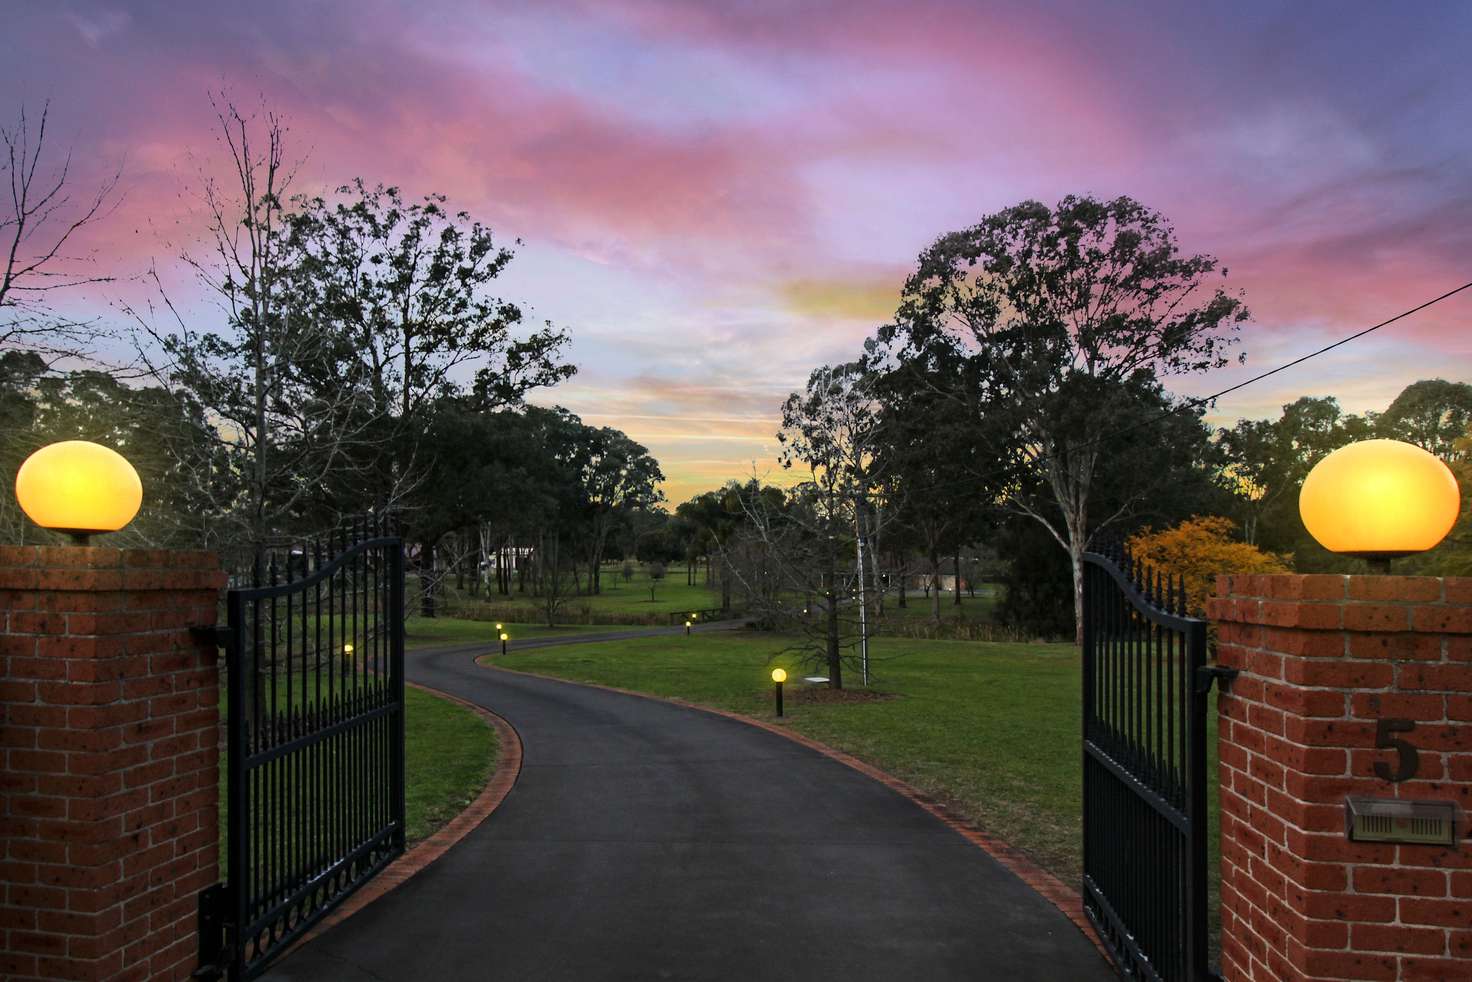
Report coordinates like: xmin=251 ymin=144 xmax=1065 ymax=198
xmin=1210 ymin=574 xmax=1472 ymax=982
xmin=0 ymin=546 xmax=225 ymax=981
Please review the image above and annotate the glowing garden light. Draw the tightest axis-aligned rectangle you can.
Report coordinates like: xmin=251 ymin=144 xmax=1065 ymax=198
xmin=771 ymin=667 xmax=787 ymax=717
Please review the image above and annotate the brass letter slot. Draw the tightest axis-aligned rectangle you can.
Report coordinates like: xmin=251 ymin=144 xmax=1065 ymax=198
xmin=1345 ymin=797 xmax=1457 ymax=847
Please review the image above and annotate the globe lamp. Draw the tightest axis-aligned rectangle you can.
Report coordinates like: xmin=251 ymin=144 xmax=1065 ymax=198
xmin=15 ymin=441 xmax=142 ymax=544
xmin=1299 ymin=439 xmax=1460 ymax=572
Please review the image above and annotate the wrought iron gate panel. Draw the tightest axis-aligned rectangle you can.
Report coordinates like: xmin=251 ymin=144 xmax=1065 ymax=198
xmin=1082 ymin=548 xmax=1209 ymax=982
xmin=221 ymin=521 xmax=405 ymax=979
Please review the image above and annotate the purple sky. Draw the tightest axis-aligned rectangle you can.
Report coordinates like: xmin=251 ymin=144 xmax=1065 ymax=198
xmin=7 ymin=1 xmax=1471 ymax=503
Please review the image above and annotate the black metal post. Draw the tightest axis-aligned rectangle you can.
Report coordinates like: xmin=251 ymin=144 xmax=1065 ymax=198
xmin=224 ymin=588 xmax=247 ymax=981
xmin=389 ymin=540 xmax=407 ymax=849
xmin=774 ymin=680 xmax=784 ymax=717
xmin=1185 ymin=617 xmax=1208 ymax=980
xmin=501 ymin=636 xmax=508 ymax=656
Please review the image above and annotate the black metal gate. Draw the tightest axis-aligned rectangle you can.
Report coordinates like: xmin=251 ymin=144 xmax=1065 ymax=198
xmin=210 ymin=520 xmax=406 ymax=979
xmin=1081 ymin=547 xmax=1225 ymax=982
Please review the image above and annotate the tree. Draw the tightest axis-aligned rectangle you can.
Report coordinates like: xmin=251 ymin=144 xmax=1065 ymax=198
xmin=646 ymin=561 xmax=667 ymax=602
xmin=871 ymin=345 xmax=991 ymax=625
xmin=576 ymin=427 xmax=664 ymax=594
xmin=1 ymin=102 xmax=120 ymax=361
xmin=885 ymin=195 xmax=1250 ymax=643
xmin=776 ymin=363 xmax=891 ymax=687
xmin=1127 ymin=515 xmax=1291 ymax=615
xmin=285 ymin=179 xmax=575 ymax=505
xmin=131 ymin=100 xmax=372 ymax=561
xmin=1378 ymin=379 xmax=1472 ymax=461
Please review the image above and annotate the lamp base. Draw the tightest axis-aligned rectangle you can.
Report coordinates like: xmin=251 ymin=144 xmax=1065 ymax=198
xmin=46 ymin=527 xmax=106 ymax=546
xmin=1342 ymin=550 xmax=1414 ymax=575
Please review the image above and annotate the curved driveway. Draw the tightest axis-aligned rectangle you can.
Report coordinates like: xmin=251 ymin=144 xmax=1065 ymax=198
xmin=264 ymin=636 xmax=1113 ymax=981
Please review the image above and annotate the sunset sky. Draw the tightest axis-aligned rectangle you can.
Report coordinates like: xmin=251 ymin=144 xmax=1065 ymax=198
xmin=6 ymin=1 xmax=1471 ymax=503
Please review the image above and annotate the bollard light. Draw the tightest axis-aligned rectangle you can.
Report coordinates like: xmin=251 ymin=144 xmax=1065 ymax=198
xmin=684 ymin=620 xmax=692 ymax=635
xmin=500 ymin=632 xmax=509 ymax=656
xmin=771 ymin=668 xmax=786 ymax=717
xmin=343 ymin=643 xmax=354 ymax=656
xmin=495 ymin=623 xmax=503 ymax=631
xmin=15 ymin=440 xmax=142 ymax=544
xmin=1299 ymin=439 xmax=1461 ymax=572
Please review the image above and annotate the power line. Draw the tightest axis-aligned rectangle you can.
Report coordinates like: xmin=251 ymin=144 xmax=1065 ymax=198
xmin=1185 ymin=279 xmax=1472 ymax=409
xmin=860 ymin=278 xmax=1472 ymax=499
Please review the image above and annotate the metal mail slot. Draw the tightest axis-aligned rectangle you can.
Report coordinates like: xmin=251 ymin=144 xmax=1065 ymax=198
xmin=1345 ymin=797 xmax=1457 ymax=847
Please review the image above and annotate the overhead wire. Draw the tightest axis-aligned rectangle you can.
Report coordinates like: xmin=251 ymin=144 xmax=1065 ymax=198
xmin=854 ymin=279 xmax=1472 ymax=500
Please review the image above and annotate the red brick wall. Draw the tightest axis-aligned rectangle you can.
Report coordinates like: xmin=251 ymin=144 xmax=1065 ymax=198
xmin=1209 ymin=574 xmax=1472 ymax=982
xmin=0 ymin=546 xmax=224 ymax=982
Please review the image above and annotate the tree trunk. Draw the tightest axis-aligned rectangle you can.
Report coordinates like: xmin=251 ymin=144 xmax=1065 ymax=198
xmin=824 ymin=554 xmax=842 ymax=690
xmin=421 ymin=540 xmax=436 ymax=619
xmin=953 ymin=553 xmax=962 ymax=606
xmin=896 ymin=553 xmax=907 ymax=608
xmin=1070 ymin=539 xmax=1085 ymax=647
xmin=929 ymin=550 xmax=941 ymax=625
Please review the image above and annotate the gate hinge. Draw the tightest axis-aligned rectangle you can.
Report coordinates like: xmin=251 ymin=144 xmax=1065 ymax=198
xmin=193 ymin=883 xmax=228 ymax=979
xmin=1196 ymin=664 xmax=1239 ymax=695
xmin=190 ymin=624 xmax=230 ymax=649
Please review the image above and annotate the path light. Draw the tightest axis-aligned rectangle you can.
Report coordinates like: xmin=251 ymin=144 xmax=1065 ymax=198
xmin=343 ymin=643 xmax=354 ymax=657
xmin=500 ymin=632 xmax=509 ymax=656
xmin=1299 ymin=439 xmax=1461 ymax=573
xmin=495 ymin=623 xmax=503 ymax=631
xmin=15 ymin=440 xmax=142 ymax=544
xmin=771 ymin=667 xmax=787 ymax=717
xmin=684 ymin=620 xmax=692 ymax=635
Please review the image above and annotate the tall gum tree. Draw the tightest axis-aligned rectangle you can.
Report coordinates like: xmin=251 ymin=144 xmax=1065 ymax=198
xmin=884 ymin=195 xmax=1249 ymax=644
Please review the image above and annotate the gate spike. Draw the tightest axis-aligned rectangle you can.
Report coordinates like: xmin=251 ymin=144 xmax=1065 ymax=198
xmin=1177 ymin=572 xmax=1188 ymax=616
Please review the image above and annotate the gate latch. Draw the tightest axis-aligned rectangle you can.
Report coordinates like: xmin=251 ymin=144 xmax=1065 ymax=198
xmin=190 ymin=624 xmax=230 ymax=648
xmin=1195 ymin=664 xmax=1239 ymax=695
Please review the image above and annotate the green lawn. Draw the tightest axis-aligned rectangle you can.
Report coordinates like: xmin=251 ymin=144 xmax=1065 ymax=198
xmin=219 ymin=681 xmax=496 ymax=874
xmin=405 ymin=616 xmax=611 ymax=650
xmin=492 ymin=629 xmax=1219 ymax=942
xmin=431 ymin=564 xmax=729 ymax=627
xmin=867 ymin=587 xmax=1005 ymax=636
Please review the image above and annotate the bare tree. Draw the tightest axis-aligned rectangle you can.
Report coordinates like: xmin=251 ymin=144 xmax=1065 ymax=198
xmin=128 ymin=98 xmax=381 ymax=558
xmin=1 ymin=102 xmax=121 ymax=361
xmin=717 ymin=479 xmax=866 ymax=689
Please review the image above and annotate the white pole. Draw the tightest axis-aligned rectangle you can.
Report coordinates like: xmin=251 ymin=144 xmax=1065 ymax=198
xmin=855 ymin=500 xmax=869 ymax=686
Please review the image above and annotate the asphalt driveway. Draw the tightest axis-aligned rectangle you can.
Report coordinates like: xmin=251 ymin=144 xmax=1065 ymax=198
xmin=262 ymin=637 xmax=1114 ymax=981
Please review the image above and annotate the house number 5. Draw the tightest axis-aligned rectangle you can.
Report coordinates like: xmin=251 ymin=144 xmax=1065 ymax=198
xmin=1373 ymin=718 xmax=1419 ymax=783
